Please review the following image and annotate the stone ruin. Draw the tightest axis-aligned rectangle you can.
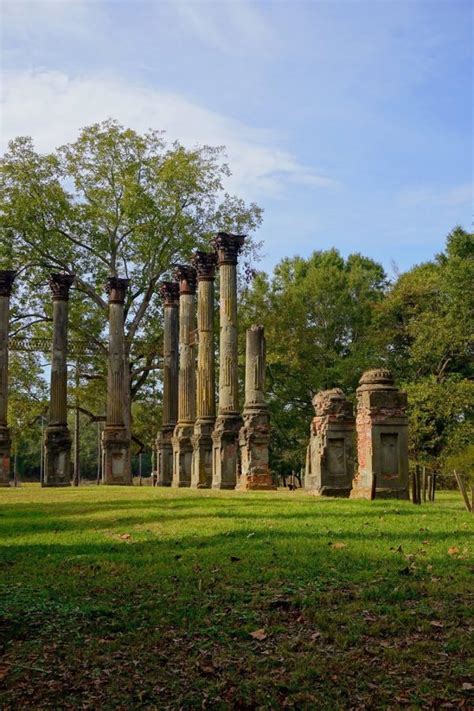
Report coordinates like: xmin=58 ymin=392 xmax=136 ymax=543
xmin=305 ymin=370 xmax=409 ymax=499
xmin=0 ymin=232 xmax=274 ymax=489
xmin=305 ymin=388 xmax=355 ymax=497
xmin=238 ymin=325 xmax=275 ymax=490
xmin=351 ymin=369 xmax=409 ymax=500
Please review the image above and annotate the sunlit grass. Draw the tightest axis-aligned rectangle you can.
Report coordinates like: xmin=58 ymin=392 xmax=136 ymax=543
xmin=1 ymin=485 xmax=472 ymax=709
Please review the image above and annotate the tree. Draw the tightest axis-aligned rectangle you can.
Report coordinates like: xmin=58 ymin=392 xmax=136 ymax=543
xmin=1 ymin=120 xmax=263 ymax=453
xmin=375 ymin=226 xmax=474 ymax=469
xmin=239 ymin=249 xmax=387 ymax=473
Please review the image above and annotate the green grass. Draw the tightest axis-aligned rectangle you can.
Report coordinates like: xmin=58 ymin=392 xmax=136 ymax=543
xmin=0 ymin=486 xmax=472 ymax=709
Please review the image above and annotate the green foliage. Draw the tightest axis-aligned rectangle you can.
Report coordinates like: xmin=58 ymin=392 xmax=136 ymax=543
xmin=444 ymin=444 xmax=474 ymax=484
xmin=1 ymin=119 xmax=262 ymax=470
xmin=239 ymin=227 xmax=473 ymax=472
xmin=240 ymin=249 xmax=387 ymax=472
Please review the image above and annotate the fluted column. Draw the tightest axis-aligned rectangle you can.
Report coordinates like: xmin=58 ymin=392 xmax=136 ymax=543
xmin=0 ymin=271 xmax=16 ymax=487
xmin=238 ymin=325 xmax=274 ymax=490
xmin=43 ymin=273 xmax=74 ymax=487
xmin=102 ymin=277 xmax=132 ymax=485
xmin=191 ymin=251 xmax=217 ymax=488
xmin=212 ymin=232 xmax=245 ymax=489
xmin=172 ymin=265 xmax=197 ymax=487
xmin=156 ymin=281 xmax=179 ymax=486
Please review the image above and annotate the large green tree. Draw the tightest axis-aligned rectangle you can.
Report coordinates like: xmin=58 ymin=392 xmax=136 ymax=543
xmin=239 ymin=248 xmax=387 ymax=473
xmin=375 ymin=227 xmax=474 ymax=469
xmin=1 ymin=119 xmax=262 ymax=458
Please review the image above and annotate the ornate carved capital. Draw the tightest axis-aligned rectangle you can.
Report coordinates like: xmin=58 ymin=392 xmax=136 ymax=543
xmin=0 ymin=270 xmax=16 ymax=298
xmin=159 ymin=281 xmax=180 ymax=306
xmin=358 ymin=368 xmax=396 ymax=392
xmin=106 ymin=277 xmax=129 ymax=304
xmin=192 ymin=251 xmax=217 ymax=281
xmin=213 ymin=232 xmax=245 ymax=266
xmin=49 ymin=273 xmax=75 ymax=301
xmin=173 ymin=265 xmax=197 ymax=295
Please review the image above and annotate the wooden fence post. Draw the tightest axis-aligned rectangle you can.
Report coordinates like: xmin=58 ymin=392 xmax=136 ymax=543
xmin=454 ymin=470 xmax=472 ymax=512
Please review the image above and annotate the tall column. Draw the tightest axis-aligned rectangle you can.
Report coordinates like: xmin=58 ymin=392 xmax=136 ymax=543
xmin=172 ymin=265 xmax=197 ymax=487
xmin=156 ymin=281 xmax=180 ymax=486
xmin=191 ymin=251 xmax=217 ymax=488
xmin=238 ymin=325 xmax=275 ymax=490
xmin=212 ymin=232 xmax=245 ymax=489
xmin=43 ymin=273 xmax=75 ymax=487
xmin=0 ymin=271 xmax=16 ymax=487
xmin=102 ymin=277 xmax=132 ymax=485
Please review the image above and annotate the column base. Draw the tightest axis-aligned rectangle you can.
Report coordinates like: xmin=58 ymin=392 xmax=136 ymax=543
xmin=0 ymin=426 xmax=11 ymax=487
xmin=191 ymin=418 xmax=215 ymax=488
xmin=350 ymin=471 xmax=410 ymax=500
xmin=102 ymin=426 xmax=132 ymax=485
xmin=350 ymin=485 xmax=409 ymax=500
xmin=308 ymin=485 xmax=352 ymax=498
xmin=212 ymin=414 xmax=242 ymax=490
xmin=43 ymin=425 xmax=72 ymax=487
xmin=172 ymin=423 xmax=194 ymax=487
xmin=156 ymin=426 xmax=174 ymax=486
xmin=238 ymin=409 xmax=275 ymax=491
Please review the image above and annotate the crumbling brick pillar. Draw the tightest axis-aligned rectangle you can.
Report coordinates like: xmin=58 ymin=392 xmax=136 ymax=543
xmin=0 ymin=271 xmax=16 ymax=487
xmin=156 ymin=281 xmax=180 ymax=486
xmin=191 ymin=251 xmax=217 ymax=488
xmin=43 ymin=273 xmax=75 ymax=487
xmin=351 ymin=369 xmax=409 ymax=500
xmin=304 ymin=388 xmax=354 ymax=497
xmin=102 ymin=277 xmax=132 ymax=485
xmin=172 ymin=265 xmax=197 ymax=487
xmin=212 ymin=232 xmax=245 ymax=490
xmin=238 ymin=325 xmax=275 ymax=490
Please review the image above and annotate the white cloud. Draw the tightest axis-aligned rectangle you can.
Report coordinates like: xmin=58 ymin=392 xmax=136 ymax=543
xmin=1 ymin=69 xmax=338 ymax=200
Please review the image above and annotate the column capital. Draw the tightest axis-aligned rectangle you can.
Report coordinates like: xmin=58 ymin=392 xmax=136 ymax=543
xmin=192 ymin=251 xmax=217 ymax=281
xmin=159 ymin=281 xmax=180 ymax=306
xmin=49 ymin=273 xmax=75 ymax=301
xmin=213 ymin=232 xmax=245 ymax=266
xmin=106 ymin=277 xmax=129 ymax=304
xmin=173 ymin=265 xmax=197 ymax=295
xmin=0 ymin=270 xmax=16 ymax=297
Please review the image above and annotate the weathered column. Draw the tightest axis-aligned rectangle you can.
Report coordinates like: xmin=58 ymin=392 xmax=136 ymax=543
xmin=351 ymin=369 xmax=409 ymax=500
xmin=238 ymin=324 xmax=275 ymax=490
xmin=191 ymin=251 xmax=217 ymax=488
xmin=172 ymin=265 xmax=197 ymax=487
xmin=0 ymin=271 xmax=16 ymax=487
xmin=212 ymin=232 xmax=245 ymax=489
xmin=305 ymin=389 xmax=355 ymax=497
xmin=102 ymin=277 xmax=132 ymax=485
xmin=156 ymin=281 xmax=180 ymax=486
xmin=43 ymin=273 xmax=75 ymax=487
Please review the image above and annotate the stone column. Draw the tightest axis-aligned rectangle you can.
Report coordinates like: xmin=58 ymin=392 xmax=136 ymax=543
xmin=0 ymin=271 xmax=16 ymax=487
xmin=238 ymin=324 xmax=275 ymax=490
xmin=43 ymin=273 xmax=75 ymax=487
xmin=156 ymin=281 xmax=180 ymax=486
xmin=351 ymin=369 xmax=409 ymax=500
xmin=305 ymin=389 xmax=355 ymax=497
xmin=172 ymin=265 xmax=197 ymax=487
xmin=191 ymin=251 xmax=217 ymax=488
xmin=102 ymin=277 xmax=132 ymax=485
xmin=212 ymin=232 xmax=245 ymax=489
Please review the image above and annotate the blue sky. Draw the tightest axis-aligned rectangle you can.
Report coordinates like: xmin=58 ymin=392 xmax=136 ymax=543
xmin=1 ymin=0 xmax=472 ymax=276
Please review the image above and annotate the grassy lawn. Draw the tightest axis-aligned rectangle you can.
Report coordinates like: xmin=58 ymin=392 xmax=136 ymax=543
xmin=0 ymin=486 xmax=472 ymax=710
